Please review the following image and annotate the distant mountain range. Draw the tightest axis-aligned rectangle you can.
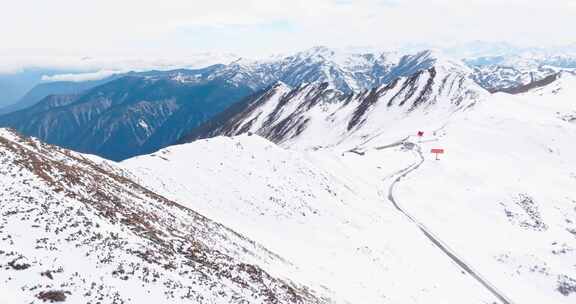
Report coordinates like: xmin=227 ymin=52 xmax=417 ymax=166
xmin=465 ymin=54 xmax=576 ymax=92
xmin=1 ymin=47 xmax=575 ymax=160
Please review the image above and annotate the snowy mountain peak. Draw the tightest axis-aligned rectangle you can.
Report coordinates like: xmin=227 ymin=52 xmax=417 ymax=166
xmin=0 ymin=47 xmax=479 ymax=162
xmin=410 ymin=49 xmax=471 ymax=73
xmin=296 ymin=46 xmax=337 ymax=59
xmin=215 ymin=47 xmax=474 ymax=94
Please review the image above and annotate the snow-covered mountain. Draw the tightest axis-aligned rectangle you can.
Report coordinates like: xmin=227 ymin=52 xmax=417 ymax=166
xmin=126 ymin=72 xmax=576 ymax=303
xmin=182 ymin=54 xmax=482 ymax=150
xmin=215 ymin=47 xmax=449 ymax=94
xmin=2 ymin=51 xmax=576 ymax=304
xmin=0 ymin=128 xmax=330 ymax=303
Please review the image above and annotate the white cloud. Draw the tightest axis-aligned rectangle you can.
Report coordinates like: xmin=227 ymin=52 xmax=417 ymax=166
xmin=0 ymin=0 xmax=574 ymax=67
xmin=0 ymin=52 xmax=240 ymax=75
xmin=40 ymin=70 xmax=118 ymax=82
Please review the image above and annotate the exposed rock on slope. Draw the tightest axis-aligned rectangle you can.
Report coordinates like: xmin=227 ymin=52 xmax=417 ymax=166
xmin=0 ymin=128 xmax=328 ymax=304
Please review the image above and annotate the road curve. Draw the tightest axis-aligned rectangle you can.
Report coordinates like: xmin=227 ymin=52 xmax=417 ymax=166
xmin=386 ymin=142 xmax=515 ymax=304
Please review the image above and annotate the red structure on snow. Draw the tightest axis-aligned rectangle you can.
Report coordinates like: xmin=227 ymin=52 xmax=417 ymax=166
xmin=431 ymin=148 xmax=444 ymax=160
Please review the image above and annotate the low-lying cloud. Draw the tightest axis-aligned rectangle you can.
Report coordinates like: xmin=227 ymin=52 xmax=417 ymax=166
xmin=41 ymin=70 xmax=118 ymax=82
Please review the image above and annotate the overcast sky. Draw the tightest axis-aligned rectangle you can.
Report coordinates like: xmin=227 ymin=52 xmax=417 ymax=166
xmin=1 ymin=0 xmax=575 ymax=70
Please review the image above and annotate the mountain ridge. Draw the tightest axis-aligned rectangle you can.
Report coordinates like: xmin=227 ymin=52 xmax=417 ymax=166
xmin=181 ymin=60 xmax=484 ymax=150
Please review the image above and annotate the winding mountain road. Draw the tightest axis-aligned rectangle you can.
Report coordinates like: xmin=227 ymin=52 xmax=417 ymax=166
xmin=384 ymin=140 xmax=515 ymax=304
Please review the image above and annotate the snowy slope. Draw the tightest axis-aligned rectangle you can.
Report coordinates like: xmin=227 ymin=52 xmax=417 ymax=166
xmin=0 ymin=129 xmax=329 ymax=304
xmin=124 ymin=134 xmax=509 ymax=304
xmin=5 ymin=48 xmax=575 ymax=303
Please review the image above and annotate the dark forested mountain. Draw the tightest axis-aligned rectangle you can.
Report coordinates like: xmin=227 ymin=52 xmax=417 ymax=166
xmin=0 ymin=66 xmax=255 ymax=160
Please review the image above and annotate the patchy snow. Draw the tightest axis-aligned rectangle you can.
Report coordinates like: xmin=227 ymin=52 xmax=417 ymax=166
xmin=0 ymin=129 xmax=328 ymax=304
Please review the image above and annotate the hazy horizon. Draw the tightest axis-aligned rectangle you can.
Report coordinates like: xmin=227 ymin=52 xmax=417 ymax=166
xmin=1 ymin=0 xmax=575 ymax=70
